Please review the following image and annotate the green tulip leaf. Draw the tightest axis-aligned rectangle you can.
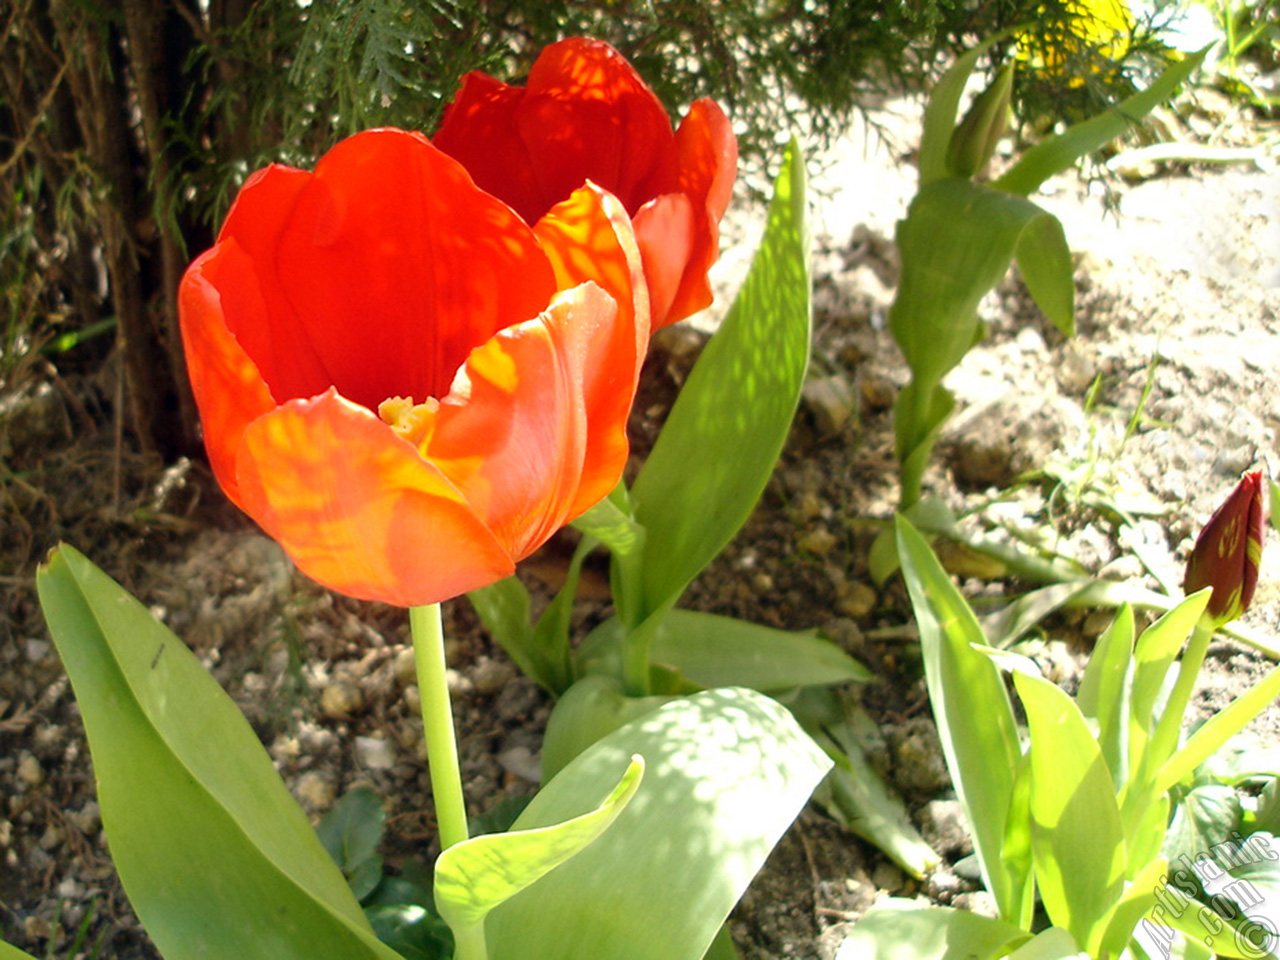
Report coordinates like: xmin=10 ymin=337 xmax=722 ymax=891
xmin=1096 ymin=857 xmax=1167 ymax=958
xmin=798 ymin=688 xmax=940 ymax=879
xmin=836 ymin=900 xmax=1031 ymax=960
xmin=578 ymin=609 xmax=870 ymax=693
xmin=1076 ymin=603 xmax=1135 ymax=787
xmin=572 ymin=486 xmax=643 ymax=557
xmin=0 ymin=942 xmax=40 ymax=960
xmin=434 ymin=756 xmax=643 ymax=933
xmin=890 ymin=177 xmax=1071 ymax=394
xmin=487 ymin=687 xmax=832 ymax=960
xmin=993 ymin=47 xmax=1209 ymax=197
xmin=895 ymin=515 xmax=1027 ymax=923
xmin=36 ymin=545 xmax=402 ymax=960
xmin=628 ymin=138 xmax=811 ymax=623
xmin=1013 ymin=669 xmax=1126 ymax=954
xmin=468 ymin=574 xmax=573 ymax=695
xmin=540 ymin=674 xmax=673 ymax=780
xmin=1159 ymin=662 xmax=1280 ymax=794
xmin=1003 ymin=927 xmax=1083 ymax=960
xmin=917 ymin=36 xmax=1006 ymax=187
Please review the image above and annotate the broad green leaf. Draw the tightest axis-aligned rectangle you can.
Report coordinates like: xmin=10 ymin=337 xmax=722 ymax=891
xmin=571 ymin=486 xmax=643 ymax=557
xmin=1097 ymin=857 xmax=1168 ymax=958
xmin=1004 ymin=927 xmax=1085 ymax=960
xmin=895 ymin=516 xmax=1025 ymax=922
xmin=36 ymin=545 xmax=402 ymax=960
xmin=650 ymin=609 xmax=871 ymax=691
xmin=317 ymin=786 xmax=386 ymax=901
xmin=1164 ymin=786 xmax=1243 ymax=863
xmin=468 ymin=575 xmax=572 ymax=695
xmin=889 ymin=178 xmax=1070 ymax=395
xmin=1001 ymin=752 xmax=1036 ymax=930
xmin=540 ymin=674 xmax=672 ymax=780
xmin=0 ymin=942 xmax=39 ymax=960
xmin=575 ymin=610 xmax=869 ymax=694
xmin=434 ymin=756 xmax=643 ymax=933
xmin=1128 ymin=594 xmax=1209 ymax=778
xmin=993 ymin=48 xmax=1209 ymax=196
xmin=1077 ymin=603 xmax=1135 ymax=788
xmin=628 ymin=139 xmax=810 ymax=623
xmin=1013 ymin=670 xmax=1126 ymax=954
xmin=487 ymin=688 xmax=832 ymax=960
xmin=836 ymin=900 xmax=1031 ymax=960
xmin=1158 ymin=662 xmax=1280 ymax=793
xmin=917 ymin=37 xmax=1005 ymax=186
xmin=528 ymin=535 xmax=594 ymax=695
xmin=981 ymin=581 xmax=1099 ymax=650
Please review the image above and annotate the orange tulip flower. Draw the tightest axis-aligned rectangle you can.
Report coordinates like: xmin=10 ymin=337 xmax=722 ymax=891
xmin=433 ymin=37 xmax=737 ymax=330
xmin=179 ymin=129 xmax=648 ymax=607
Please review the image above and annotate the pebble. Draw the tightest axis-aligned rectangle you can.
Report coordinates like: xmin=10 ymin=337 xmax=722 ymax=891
xmin=497 ymin=746 xmax=541 ymax=784
xmin=802 ymin=375 xmax=856 ymax=435
xmin=38 ymin=825 xmax=62 ymax=851
xmin=320 ymin=681 xmax=365 ymax=719
xmin=67 ymin=801 xmax=100 ymax=837
xmin=797 ymin=527 xmax=838 ymax=556
xmin=355 ymin=736 xmax=396 ymax=771
xmin=870 ymin=861 xmax=905 ymax=893
xmin=294 ymin=771 xmax=337 ymax=812
xmin=951 ymin=891 xmax=1000 ymax=918
xmin=835 ymin=581 xmax=877 ymax=619
xmin=918 ymin=799 xmax=973 ymax=857
xmin=860 ymin=375 xmax=896 ymax=412
xmin=924 ymin=867 xmax=965 ymax=903
xmin=394 ymin=647 xmax=418 ymax=686
xmin=16 ymin=753 xmax=42 ymax=787
xmin=887 ymin=720 xmax=951 ymax=793
xmin=472 ymin=658 xmax=517 ymax=697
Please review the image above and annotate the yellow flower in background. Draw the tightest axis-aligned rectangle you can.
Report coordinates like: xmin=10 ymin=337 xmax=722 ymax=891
xmin=1018 ymin=0 xmax=1135 ymax=81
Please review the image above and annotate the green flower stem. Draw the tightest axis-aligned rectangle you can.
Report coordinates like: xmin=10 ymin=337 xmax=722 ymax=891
xmin=409 ymin=603 xmax=469 ymax=852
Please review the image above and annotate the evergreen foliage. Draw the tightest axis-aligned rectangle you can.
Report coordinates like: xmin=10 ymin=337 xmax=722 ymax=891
xmin=1 ymin=0 xmax=1181 ymax=455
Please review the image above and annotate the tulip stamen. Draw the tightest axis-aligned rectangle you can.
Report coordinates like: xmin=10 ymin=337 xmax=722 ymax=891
xmin=379 ymin=395 xmax=440 ymax=446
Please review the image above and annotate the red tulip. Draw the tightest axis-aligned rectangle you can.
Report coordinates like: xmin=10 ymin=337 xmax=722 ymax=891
xmin=433 ymin=37 xmax=737 ymax=330
xmin=179 ymin=129 xmax=648 ymax=607
xmin=1184 ymin=470 xmax=1266 ymax=625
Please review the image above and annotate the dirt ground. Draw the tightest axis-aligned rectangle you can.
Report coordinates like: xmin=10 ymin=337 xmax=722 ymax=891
xmin=2 ymin=89 xmax=1280 ymax=959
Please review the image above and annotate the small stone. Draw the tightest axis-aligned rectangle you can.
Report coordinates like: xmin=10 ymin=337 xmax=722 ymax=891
xmin=16 ymin=752 xmax=42 ymax=787
xmin=791 ymin=490 xmax=824 ymax=523
xmin=952 ymin=891 xmax=1000 ymax=918
xmin=294 ymin=771 xmax=337 ymax=812
xmin=497 ymin=746 xmax=541 ymax=784
xmin=355 ymin=736 xmax=395 ymax=771
xmin=925 ymin=868 xmax=965 ymax=903
xmin=404 ymin=684 xmax=421 ymax=713
xmin=68 ymin=801 xmax=100 ymax=837
xmin=860 ymin=375 xmax=896 ymax=412
xmin=472 ymin=658 xmax=517 ymax=697
xmin=802 ymin=375 xmax=856 ymax=435
xmin=38 ymin=824 xmax=63 ymax=851
xmin=24 ymin=639 xmax=51 ymax=663
xmin=797 ymin=527 xmax=838 ymax=556
xmin=889 ymin=722 xmax=951 ymax=794
xmin=393 ymin=647 xmax=418 ymax=686
xmin=56 ymin=877 xmax=85 ymax=900
xmin=870 ymin=861 xmax=905 ymax=893
xmin=320 ymin=681 xmax=364 ymax=719
xmin=835 ymin=581 xmax=877 ymax=619
xmin=918 ymin=799 xmax=973 ymax=857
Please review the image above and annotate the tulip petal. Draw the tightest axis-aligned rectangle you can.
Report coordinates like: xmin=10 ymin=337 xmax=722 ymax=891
xmin=267 ymin=129 xmax=556 ymax=410
xmin=533 ymin=185 xmax=649 ymax=517
xmin=235 ymin=390 xmax=514 ymax=607
xmin=433 ymin=73 xmax=547 ymax=225
xmin=178 ymin=240 xmax=282 ymax=507
xmin=519 ymin=38 xmax=677 ymax=216
xmin=633 ymin=194 xmax=696 ymax=329
xmin=427 ymin=283 xmax=630 ymax=560
xmin=659 ymin=99 xmax=740 ymax=325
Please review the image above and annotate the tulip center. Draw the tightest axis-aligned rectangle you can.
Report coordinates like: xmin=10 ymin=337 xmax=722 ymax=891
xmin=379 ymin=395 xmax=439 ymax=447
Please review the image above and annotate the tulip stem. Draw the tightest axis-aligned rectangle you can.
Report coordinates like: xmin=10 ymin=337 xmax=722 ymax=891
xmin=1145 ymin=612 xmax=1216 ymax=777
xmin=409 ymin=603 xmax=470 ymax=852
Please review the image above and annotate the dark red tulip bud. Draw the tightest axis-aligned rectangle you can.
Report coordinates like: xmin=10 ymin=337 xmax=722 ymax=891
xmin=1184 ymin=471 xmax=1265 ymax=625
